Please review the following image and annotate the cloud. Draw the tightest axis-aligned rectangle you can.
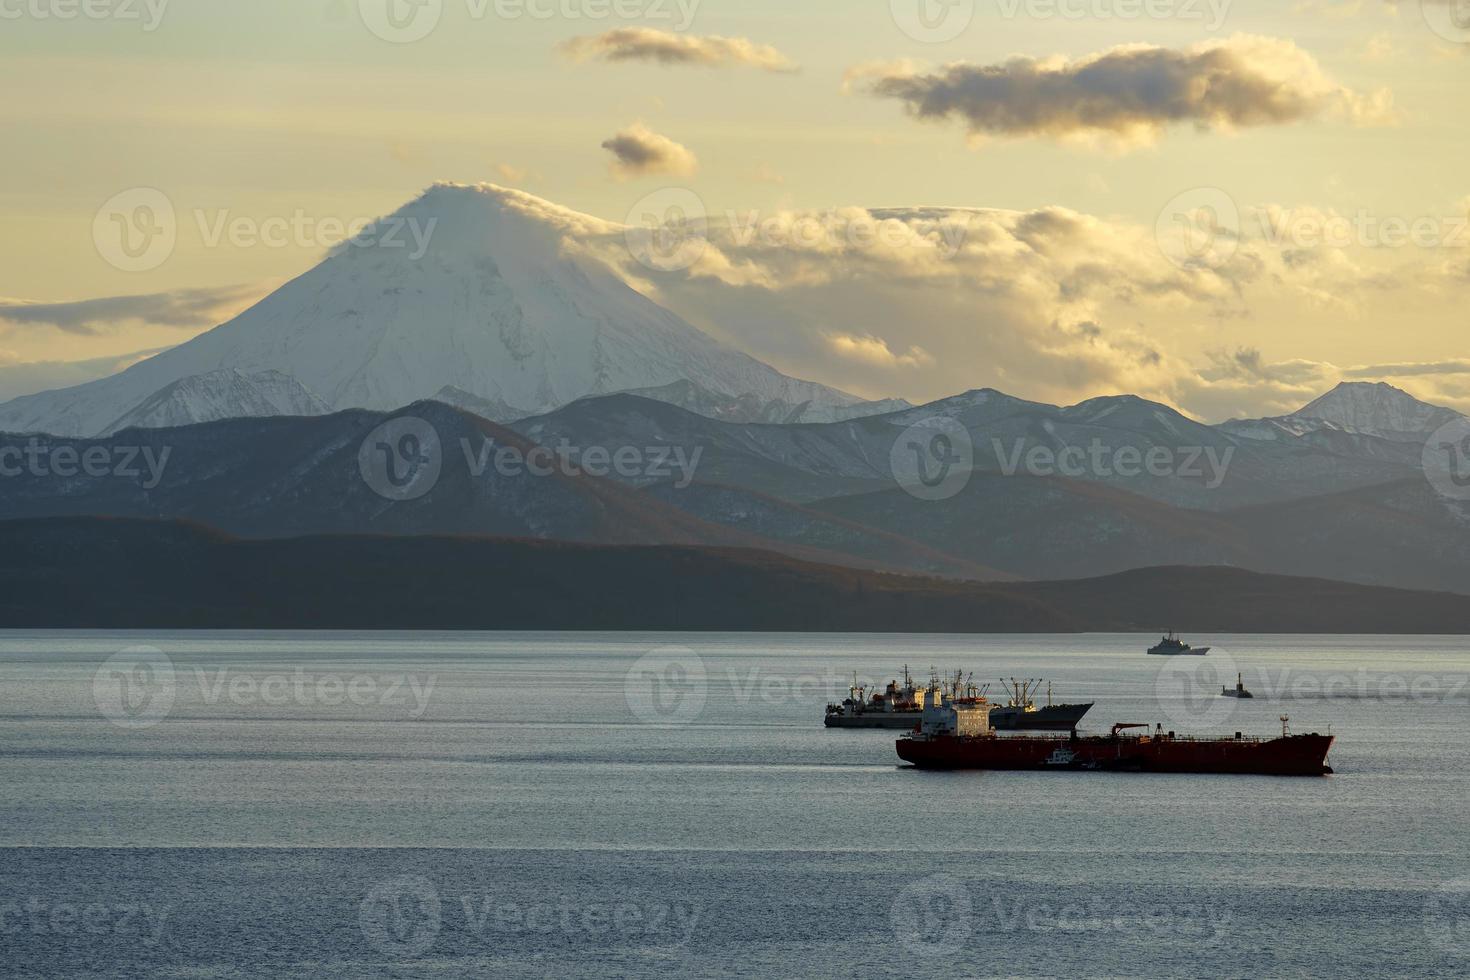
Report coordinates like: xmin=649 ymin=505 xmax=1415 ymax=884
xmin=827 ymin=333 xmax=934 ymax=368
xmin=384 ymin=184 xmax=1470 ymax=423
xmin=494 ymin=163 xmax=529 ymax=184
xmin=601 ymin=123 xmax=699 ymax=180
xmin=750 ymin=164 xmax=785 ymax=185
xmin=1344 ymin=360 xmax=1470 ymax=378
xmin=575 ymin=192 xmax=1470 ymax=419
xmin=586 ymin=202 xmax=1255 ymax=408
xmin=560 ymin=28 xmax=798 ymax=73
xmin=851 ymin=35 xmax=1391 ymax=148
xmin=0 ymin=284 xmax=267 ymax=336
xmin=0 ymin=347 xmax=170 ymax=403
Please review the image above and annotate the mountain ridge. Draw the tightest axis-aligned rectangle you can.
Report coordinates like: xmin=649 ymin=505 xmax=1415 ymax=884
xmin=5 ymin=516 xmax=1468 ymax=632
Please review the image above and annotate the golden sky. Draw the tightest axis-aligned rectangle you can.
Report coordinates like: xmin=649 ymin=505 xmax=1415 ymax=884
xmin=1 ymin=0 xmax=1467 ymax=417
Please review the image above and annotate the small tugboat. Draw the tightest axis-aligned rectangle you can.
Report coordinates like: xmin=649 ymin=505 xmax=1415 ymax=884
xmin=823 ymin=668 xmax=1092 ymax=731
xmin=1222 ymin=672 xmax=1254 ymax=698
xmin=896 ymin=692 xmax=1333 ymax=775
xmin=1147 ymin=631 xmax=1210 ymax=656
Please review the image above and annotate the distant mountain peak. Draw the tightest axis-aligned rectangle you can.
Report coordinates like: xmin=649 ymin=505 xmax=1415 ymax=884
xmin=1296 ymin=380 xmax=1460 ymax=438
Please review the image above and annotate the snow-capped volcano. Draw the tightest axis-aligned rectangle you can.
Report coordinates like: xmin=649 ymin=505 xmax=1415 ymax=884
xmin=0 ymin=183 xmax=862 ymax=436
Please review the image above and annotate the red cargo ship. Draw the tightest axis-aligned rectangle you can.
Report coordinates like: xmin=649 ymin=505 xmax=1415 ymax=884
xmin=897 ymin=695 xmax=1334 ymax=776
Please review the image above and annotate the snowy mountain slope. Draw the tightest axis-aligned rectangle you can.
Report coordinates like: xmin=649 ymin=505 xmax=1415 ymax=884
xmin=101 ymin=369 xmax=329 ymax=435
xmin=0 ymin=183 xmax=862 ymax=437
xmin=620 ymin=379 xmax=910 ymax=424
xmin=1293 ymin=381 xmax=1462 ymax=441
xmin=427 ymin=385 xmax=531 ymax=424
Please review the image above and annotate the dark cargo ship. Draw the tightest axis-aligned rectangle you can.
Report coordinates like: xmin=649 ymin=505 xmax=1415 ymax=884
xmin=896 ymin=694 xmax=1333 ymax=776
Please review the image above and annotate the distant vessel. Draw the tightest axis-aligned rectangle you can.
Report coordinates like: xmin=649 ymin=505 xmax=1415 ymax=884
xmin=1222 ymin=672 xmax=1254 ymax=698
xmin=1147 ymin=632 xmax=1210 ymax=656
xmin=896 ymin=696 xmax=1333 ymax=776
xmin=823 ymin=668 xmax=1092 ymax=732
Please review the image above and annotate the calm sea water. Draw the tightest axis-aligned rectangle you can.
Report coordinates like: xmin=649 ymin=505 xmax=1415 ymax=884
xmin=2 ymin=631 xmax=1468 ymax=979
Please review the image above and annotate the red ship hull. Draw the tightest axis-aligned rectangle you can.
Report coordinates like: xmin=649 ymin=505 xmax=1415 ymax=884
xmin=897 ymin=732 xmax=1334 ymax=776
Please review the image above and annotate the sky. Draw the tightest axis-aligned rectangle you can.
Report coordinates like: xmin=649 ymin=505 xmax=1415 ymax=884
xmin=1 ymin=0 xmax=1467 ymax=418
